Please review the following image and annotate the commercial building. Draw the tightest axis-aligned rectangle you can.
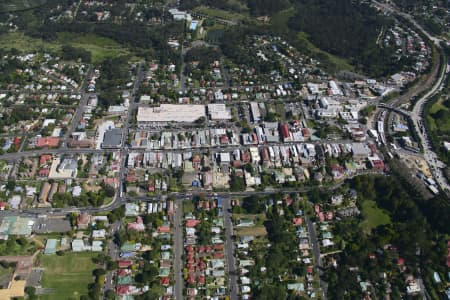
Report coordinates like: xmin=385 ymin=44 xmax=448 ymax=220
xmin=102 ymin=128 xmax=123 ymax=149
xmin=207 ymin=104 xmax=232 ymax=121
xmin=351 ymin=143 xmax=371 ymax=161
xmin=137 ymin=105 xmax=206 ymax=127
xmin=249 ymin=102 xmax=261 ymax=123
xmin=49 ymin=157 xmax=78 ymax=179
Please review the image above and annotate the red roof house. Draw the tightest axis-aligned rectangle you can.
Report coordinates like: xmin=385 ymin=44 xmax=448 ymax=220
xmin=36 ymin=137 xmax=59 ymax=148
xmin=39 ymin=154 xmax=52 ymax=165
xmin=118 ymin=260 xmax=133 ymax=268
xmin=116 ymin=285 xmax=131 ymax=295
xmin=160 ymin=277 xmax=170 ymax=286
xmin=292 ymin=218 xmax=303 ymax=226
xmin=186 ymin=219 xmax=201 ymax=228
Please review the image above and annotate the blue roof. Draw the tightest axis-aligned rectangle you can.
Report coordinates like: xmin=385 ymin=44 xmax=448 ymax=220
xmin=120 ymin=252 xmax=135 ymax=258
xmin=217 ymin=197 xmax=223 ymax=207
xmin=190 ymin=21 xmax=198 ymax=30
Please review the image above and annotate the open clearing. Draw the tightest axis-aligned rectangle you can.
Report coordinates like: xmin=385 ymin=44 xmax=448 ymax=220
xmin=193 ymin=5 xmax=248 ymax=22
xmin=39 ymin=252 xmax=96 ymax=300
xmin=0 ymin=0 xmax=47 ymax=13
xmin=0 ymin=32 xmax=130 ymax=63
xmin=360 ymin=200 xmax=391 ymax=233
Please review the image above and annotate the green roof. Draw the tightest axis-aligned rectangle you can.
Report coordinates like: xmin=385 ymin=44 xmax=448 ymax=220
xmin=117 ymin=276 xmax=133 ymax=285
xmin=0 ymin=216 xmax=33 ymax=236
xmin=161 ymin=251 xmax=171 ymax=260
xmin=121 ymin=242 xmax=136 ymax=252
xmin=159 ymin=268 xmax=170 ymax=277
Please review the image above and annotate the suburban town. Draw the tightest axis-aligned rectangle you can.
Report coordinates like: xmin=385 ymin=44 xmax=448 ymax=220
xmin=0 ymin=0 xmax=448 ymax=299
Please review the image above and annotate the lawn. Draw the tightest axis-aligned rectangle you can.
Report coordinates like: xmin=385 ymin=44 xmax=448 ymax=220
xmin=235 ymin=226 xmax=267 ymax=236
xmin=0 ymin=31 xmax=131 ymax=63
xmin=360 ymin=200 xmax=391 ymax=234
xmin=39 ymin=252 xmax=97 ymax=300
xmin=183 ymin=201 xmax=195 ymax=214
xmin=425 ymin=96 xmax=450 ymax=132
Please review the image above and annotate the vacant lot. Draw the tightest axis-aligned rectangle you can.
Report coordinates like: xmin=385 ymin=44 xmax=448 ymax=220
xmin=39 ymin=252 xmax=96 ymax=300
xmin=235 ymin=226 xmax=267 ymax=236
xmin=360 ymin=200 xmax=391 ymax=233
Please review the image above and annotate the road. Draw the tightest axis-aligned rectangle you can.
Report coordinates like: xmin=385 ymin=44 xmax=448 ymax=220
xmin=374 ymin=0 xmax=450 ymax=194
xmin=306 ymin=216 xmax=327 ymax=300
xmin=0 ymin=169 xmax=385 ymax=218
xmin=173 ymin=198 xmax=184 ymax=300
xmin=62 ymin=66 xmax=94 ymax=149
xmin=104 ymin=220 xmax=121 ymax=292
xmin=410 ymin=59 xmax=449 ymax=193
xmin=222 ymin=195 xmax=238 ymax=300
xmin=115 ymin=61 xmax=144 ymax=200
xmin=373 ymin=1 xmax=443 ymax=46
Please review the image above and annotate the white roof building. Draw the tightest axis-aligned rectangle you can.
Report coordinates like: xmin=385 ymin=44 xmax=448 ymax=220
xmin=137 ymin=105 xmax=205 ymax=126
xmin=207 ymin=104 xmax=232 ymax=120
xmin=92 ymin=229 xmax=106 ymax=239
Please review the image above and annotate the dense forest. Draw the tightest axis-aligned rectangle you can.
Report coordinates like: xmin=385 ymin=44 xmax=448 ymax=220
xmin=324 ymin=175 xmax=449 ymax=299
xmin=287 ymin=0 xmax=400 ymax=77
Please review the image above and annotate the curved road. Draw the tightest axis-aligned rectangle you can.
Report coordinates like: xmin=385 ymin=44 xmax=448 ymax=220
xmin=374 ymin=0 xmax=450 ymax=193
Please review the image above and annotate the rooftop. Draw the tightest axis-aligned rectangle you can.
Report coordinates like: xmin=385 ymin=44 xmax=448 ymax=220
xmin=102 ymin=128 xmax=122 ymax=149
xmin=137 ymin=104 xmax=205 ymax=123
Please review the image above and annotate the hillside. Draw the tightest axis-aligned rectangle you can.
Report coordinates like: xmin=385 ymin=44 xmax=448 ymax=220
xmin=0 ymin=0 xmax=47 ymax=13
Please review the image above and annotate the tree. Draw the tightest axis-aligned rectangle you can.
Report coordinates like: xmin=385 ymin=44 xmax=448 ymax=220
xmin=61 ymin=45 xmax=92 ymax=63
xmin=102 ymin=184 xmax=116 ymax=198
xmin=25 ymin=286 xmax=37 ymax=300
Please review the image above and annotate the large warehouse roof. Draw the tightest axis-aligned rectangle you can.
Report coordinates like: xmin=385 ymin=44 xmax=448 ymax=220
xmin=137 ymin=105 xmax=205 ymax=123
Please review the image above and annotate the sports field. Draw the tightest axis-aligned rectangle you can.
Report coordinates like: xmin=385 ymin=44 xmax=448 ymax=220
xmin=39 ymin=252 xmax=96 ymax=300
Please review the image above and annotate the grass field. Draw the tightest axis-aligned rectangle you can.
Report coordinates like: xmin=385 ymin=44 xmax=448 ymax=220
xmin=235 ymin=226 xmax=267 ymax=236
xmin=360 ymin=200 xmax=391 ymax=234
xmin=194 ymin=5 xmax=249 ymax=22
xmin=0 ymin=31 xmax=130 ymax=63
xmin=39 ymin=252 xmax=96 ymax=300
xmin=425 ymin=96 xmax=450 ymax=132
